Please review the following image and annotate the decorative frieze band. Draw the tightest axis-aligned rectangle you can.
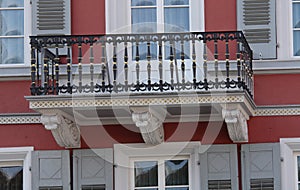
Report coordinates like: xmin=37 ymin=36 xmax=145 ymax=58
xmin=0 ymin=114 xmax=41 ymax=125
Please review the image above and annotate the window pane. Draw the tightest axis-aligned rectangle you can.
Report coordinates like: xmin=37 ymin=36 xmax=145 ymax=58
xmin=166 ymin=188 xmax=189 ymax=190
xmin=133 ymin=42 xmax=157 ymax=60
xmin=164 ymin=0 xmax=189 ymax=5
xmin=294 ymin=31 xmax=300 ymax=56
xmin=134 ymin=161 xmax=158 ymax=187
xmin=39 ymin=187 xmax=63 ymax=190
xmin=165 ymin=160 xmax=188 ymax=186
xmin=164 ymin=7 xmax=189 ymax=32
xmin=0 ymin=10 xmax=24 ymax=36
xmin=0 ymin=38 xmax=24 ymax=64
xmin=132 ymin=0 xmax=156 ymax=6
xmin=294 ymin=3 xmax=300 ymax=28
xmin=0 ymin=0 xmax=23 ymax=8
xmin=0 ymin=166 xmax=23 ymax=190
xmin=132 ymin=8 xmax=157 ymax=33
xmin=298 ymin=156 xmax=300 ymax=182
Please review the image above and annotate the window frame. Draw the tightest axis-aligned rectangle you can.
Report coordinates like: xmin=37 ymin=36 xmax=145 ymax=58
xmin=114 ymin=142 xmax=200 ymax=190
xmin=0 ymin=146 xmax=33 ymax=190
xmin=0 ymin=0 xmax=31 ymax=69
xmin=105 ymin=0 xmax=204 ymax=34
xmin=131 ymin=155 xmax=190 ymax=190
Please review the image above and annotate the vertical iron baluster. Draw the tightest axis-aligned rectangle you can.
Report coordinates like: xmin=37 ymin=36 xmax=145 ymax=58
xmin=203 ymin=40 xmax=208 ymax=90
xmin=158 ymin=41 xmax=163 ymax=91
xmin=90 ymin=42 xmax=94 ymax=93
xmin=36 ymin=48 xmax=40 ymax=87
xmin=66 ymin=45 xmax=72 ymax=94
xmin=225 ymin=38 xmax=230 ymax=88
xmin=147 ymin=42 xmax=151 ymax=91
xmin=236 ymin=33 xmax=242 ymax=88
xmin=135 ymin=42 xmax=140 ymax=91
xmin=30 ymin=46 xmax=37 ymax=95
xmin=124 ymin=42 xmax=129 ymax=92
xmin=214 ymin=34 xmax=219 ymax=88
xmin=170 ymin=42 xmax=174 ymax=90
xmin=180 ymin=40 xmax=185 ymax=88
xmin=113 ymin=42 xmax=118 ymax=92
xmin=192 ymin=38 xmax=197 ymax=89
xmin=51 ymin=55 xmax=55 ymax=94
xmin=43 ymin=47 xmax=49 ymax=95
xmin=101 ymin=42 xmax=107 ymax=92
xmin=55 ymin=45 xmax=60 ymax=95
xmin=78 ymin=42 xmax=83 ymax=93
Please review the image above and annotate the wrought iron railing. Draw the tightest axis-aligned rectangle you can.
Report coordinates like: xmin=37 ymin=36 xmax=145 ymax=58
xmin=30 ymin=31 xmax=253 ymax=96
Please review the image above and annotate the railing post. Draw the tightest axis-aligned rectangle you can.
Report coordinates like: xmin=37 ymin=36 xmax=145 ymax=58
xmin=30 ymin=38 xmax=37 ymax=95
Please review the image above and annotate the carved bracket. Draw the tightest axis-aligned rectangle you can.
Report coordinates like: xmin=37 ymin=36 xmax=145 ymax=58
xmin=131 ymin=107 xmax=165 ymax=145
xmin=222 ymin=105 xmax=249 ymax=143
xmin=41 ymin=114 xmax=81 ymax=148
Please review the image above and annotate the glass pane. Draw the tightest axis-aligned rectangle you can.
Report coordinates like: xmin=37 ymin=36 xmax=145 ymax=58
xmin=0 ymin=0 xmax=23 ymax=8
xmin=133 ymin=42 xmax=157 ymax=60
xmin=166 ymin=188 xmax=189 ymax=190
xmin=164 ymin=7 xmax=189 ymax=32
xmin=0 ymin=166 xmax=23 ymax=190
xmin=294 ymin=3 xmax=300 ymax=28
xmin=0 ymin=10 xmax=24 ymax=36
xmin=164 ymin=0 xmax=189 ymax=5
xmin=165 ymin=160 xmax=189 ymax=186
xmin=294 ymin=31 xmax=300 ymax=56
xmin=165 ymin=41 xmax=190 ymax=60
xmin=82 ymin=185 xmax=105 ymax=190
xmin=0 ymin=38 xmax=24 ymax=64
xmin=298 ymin=156 xmax=300 ymax=182
xmin=132 ymin=8 xmax=157 ymax=33
xmin=132 ymin=0 xmax=156 ymax=6
xmin=39 ymin=187 xmax=63 ymax=190
xmin=134 ymin=161 xmax=158 ymax=187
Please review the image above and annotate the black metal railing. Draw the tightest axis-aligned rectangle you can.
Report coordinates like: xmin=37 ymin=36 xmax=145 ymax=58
xmin=30 ymin=31 xmax=253 ymax=96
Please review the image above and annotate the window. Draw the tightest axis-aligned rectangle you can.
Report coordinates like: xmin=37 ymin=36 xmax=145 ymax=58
xmin=296 ymin=155 xmax=300 ymax=190
xmin=293 ymin=0 xmax=300 ymax=56
xmin=0 ymin=147 xmax=33 ymax=190
xmin=0 ymin=0 xmax=24 ymax=64
xmin=114 ymin=142 xmax=200 ymax=190
xmin=133 ymin=157 xmax=189 ymax=190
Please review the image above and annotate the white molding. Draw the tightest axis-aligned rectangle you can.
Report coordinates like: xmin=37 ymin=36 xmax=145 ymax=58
xmin=41 ymin=114 xmax=80 ymax=148
xmin=0 ymin=146 xmax=33 ymax=190
xmin=114 ymin=142 xmax=200 ymax=190
xmin=0 ymin=114 xmax=41 ymax=124
xmin=222 ymin=104 xmax=249 ymax=142
xmin=280 ymin=138 xmax=300 ymax=190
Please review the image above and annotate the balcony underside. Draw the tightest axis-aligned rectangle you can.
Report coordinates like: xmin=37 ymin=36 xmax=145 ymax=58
xmin=26 ymin=91 xmax=255 ymax=147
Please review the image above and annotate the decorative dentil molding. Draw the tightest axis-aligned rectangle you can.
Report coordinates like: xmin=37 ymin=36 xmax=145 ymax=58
xmin=131 ymin=107 xmax=165 ymax=145
xmin=41 ymin=114 xmax=80 ymax=148
xmin=222 ymin=104 xmax=249 ymax=143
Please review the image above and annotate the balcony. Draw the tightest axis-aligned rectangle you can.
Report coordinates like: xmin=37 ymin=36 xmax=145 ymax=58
xmin=26 ymin=31 xmax=256 ymax=148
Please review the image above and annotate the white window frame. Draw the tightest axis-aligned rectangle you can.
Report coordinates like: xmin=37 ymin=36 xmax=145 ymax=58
xmin=277 ymin=0 xmax=300 ymax=60
xmin=131 ymin=156 xmax=190 ymax=190
xmin=105 ymin=0 xmax=204 ymax=34
xmin=114 ymin=142 xmax=200 ymax=190
xmin=294 ymin=153 xmax=300 ymax=190
xmin=0 ymin=0 xmax=31 ymax=72
xmin=0 ymin=146 xmax=33 ymax=190
xmin=280 ymin=138 xmax=300 ymax=190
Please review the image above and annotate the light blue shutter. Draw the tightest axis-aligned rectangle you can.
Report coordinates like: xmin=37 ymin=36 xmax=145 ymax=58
xmin=32 ymin=150 xmax=70 ymax=190
xmin=237 ymin=0 xmax=277 ymax=59
xmin=73 ymin=149 xmax=113 ymax=190
xmin=199 ymin=145 xmax=238 ymax=190
xmin=241 ymin=143 xmax=281 ymax=190
xmin=32 ymin=0 xmax=71 ymax=35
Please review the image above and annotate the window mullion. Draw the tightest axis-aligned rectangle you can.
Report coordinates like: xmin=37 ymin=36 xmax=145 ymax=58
xmin=158 ymin=159 xmax=165 ymax=190
xmin=157 ymin=0 xmax=163 ymax=33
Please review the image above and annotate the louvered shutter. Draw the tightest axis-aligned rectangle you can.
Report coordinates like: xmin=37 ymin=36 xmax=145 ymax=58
xmin=32 ymin=150 xmax=70 ymax=190
xmin=73 ymin=149 xmax=113 ymax=190
xmin=199 ymin=145 xmax=238 ymax=190
xmin=237 ymin=0 xmax=276 ymax=59
xmin=241 ymin=143 xmax=281 ymax=190
xmin=32 ymin=0 xmax=71 ymax=35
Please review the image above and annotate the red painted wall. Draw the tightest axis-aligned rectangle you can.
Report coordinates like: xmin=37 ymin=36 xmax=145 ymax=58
xmin=254 ymin=74 xmax=300 ymax=105
xmin=71 ymin=0 xmax=106 ymax=35
xmin=0 ymin=80 xmax=32 ymax=113
xmin=0 ymin=124 xmax=63 ymax=150
xmin=205 ymin=0 xmax=237 ymax=31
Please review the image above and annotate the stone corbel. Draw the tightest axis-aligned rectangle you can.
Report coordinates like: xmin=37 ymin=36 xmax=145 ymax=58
xmin=222 ymin=104 xmax=249 ymax=143
xmin=131 ymin=107 xmax=165 ymax=145
xmin=41 ymin=114 xmax=80 ymax=148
